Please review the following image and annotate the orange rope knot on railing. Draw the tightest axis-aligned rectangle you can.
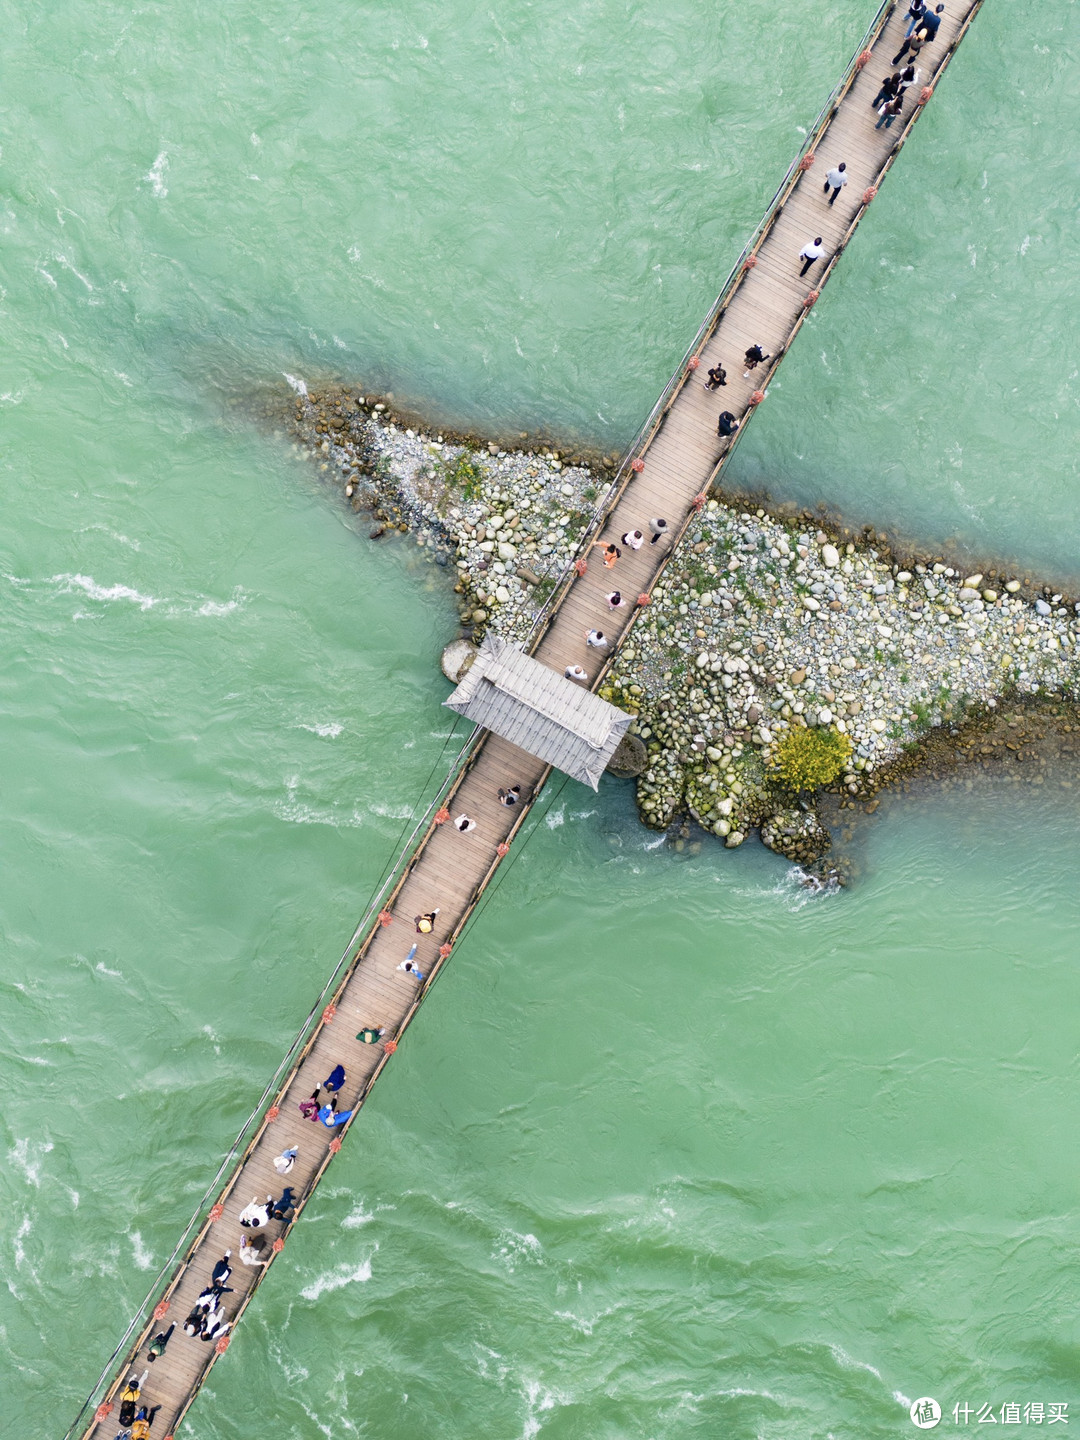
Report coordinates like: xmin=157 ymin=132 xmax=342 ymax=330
xmin=574 ymin=558 xmax=588 ymax=577
xmin=920 ymin=85 xmax=933 ymax=102
xmin=496 ymin=841 xmax=510 ymax=857
xmin=799 ymin=152 xmax=815 ymax=171
xmin=378 ymin=908 xmax=393 ymax=926
xmin=691 ymin=493 xmax=707 ymax=512
xmin=439 ymin=943 xmax=453 ymax=958
xmin=266 ymin=1105 xmax=280 ymax=1121
xmin=384 ymin=1039 xmax=398 ymax=1054
xmin=272 ymin=1237 xmax=285 ymax=1253
xmin=856 ymin=48 xmax=873 ymax=68
xmin=164 ymin=1434 xmax=176 ymax=1440
xmin=687 ymin=355 xmax=700 ymax=370
xmin=434 ymin=809 xmax=450 ymax=825
xmin=750 ymin=389 xmax=766 ymax=405
xmin=631 ymin=458 xmax=645 ymax=473
xmin=215 ymin=1334 xmax=231 ymax=1355
xmin=209 ymin=1203 xmax=224 ymax=1223
xmin=329 ymin=1137 xmax=342 ymax=1153
xmin=743 ymin=254 xmax=758 ymax=271
xmin=322 ymin=1004 xmax=337 ymax=1024
xmin=803 ymin=289 xmax=820 ymax=308
xmin=862 ymin=186 xmax=878 ymax=204
xmin=637 ymin=592 xmax=651 ymax=606
xmin=153 ymin=1300 xmax=170 ymax=1320
xmin=95 ymin=1403 xmax=113 ymax=1423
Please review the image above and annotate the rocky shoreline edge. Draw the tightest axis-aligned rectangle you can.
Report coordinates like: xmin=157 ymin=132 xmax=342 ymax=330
xmin=262 ymin=380 xmax=1080 ymax=878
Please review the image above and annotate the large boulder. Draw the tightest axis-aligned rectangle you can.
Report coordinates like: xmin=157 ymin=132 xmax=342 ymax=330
xmin=441 ymin=639 xmax=478 ymax=684
xmin=605 ymin=732 xmax=648 ymax=778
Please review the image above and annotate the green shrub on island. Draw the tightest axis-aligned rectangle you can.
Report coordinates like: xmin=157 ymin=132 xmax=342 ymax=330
xmin=771 ymin=724 xmax=852 ymax=791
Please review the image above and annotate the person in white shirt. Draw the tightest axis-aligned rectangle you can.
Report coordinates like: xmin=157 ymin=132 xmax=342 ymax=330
xmin=799 ymin=237 xmax=825 ymax=278
xmin=621 ymin=529 xmax=644 ymax=549
xmin=565 ymin=664 xmax=588 ymax=682
xmin=239 ymin=1234 xmax=269 ymax=1267
xmin=585 ymin=629 xmax=609 ymax=649
xmin=238 ymin=1196 xmax=272 ymax=1229
xmin=823 ymin=161 xmax=847 ymax=205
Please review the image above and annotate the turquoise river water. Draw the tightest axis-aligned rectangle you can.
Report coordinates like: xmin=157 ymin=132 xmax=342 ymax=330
xmin=3 ymin=1 xmax=1080 ymax=1437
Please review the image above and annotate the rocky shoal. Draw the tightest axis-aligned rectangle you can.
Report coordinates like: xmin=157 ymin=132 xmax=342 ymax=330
xmin=277 ymin=381 xmax=1080 ymax=870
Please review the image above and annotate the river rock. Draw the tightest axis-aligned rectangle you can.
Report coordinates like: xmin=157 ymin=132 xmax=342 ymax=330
xmin=822 ymin=544 xmax=840 ymax=568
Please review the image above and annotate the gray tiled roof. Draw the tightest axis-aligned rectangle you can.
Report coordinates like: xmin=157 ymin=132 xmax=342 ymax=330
xmin=444 ymin=634 xmax=633 ymax=789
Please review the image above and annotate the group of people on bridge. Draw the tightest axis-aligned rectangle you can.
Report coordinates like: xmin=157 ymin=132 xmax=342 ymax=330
xmin=701 ymin=0 xmax=948 ymax=446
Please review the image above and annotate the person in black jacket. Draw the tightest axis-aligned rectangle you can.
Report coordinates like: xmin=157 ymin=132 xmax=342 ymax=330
xmin=870 ymin=70 xmax=902 ymax=109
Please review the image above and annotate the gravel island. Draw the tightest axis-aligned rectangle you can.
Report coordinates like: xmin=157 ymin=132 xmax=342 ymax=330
xmin=283 ymin=383 xmax=1080 ymax=871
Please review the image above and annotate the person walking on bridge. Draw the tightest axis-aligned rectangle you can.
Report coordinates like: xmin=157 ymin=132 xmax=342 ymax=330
xmin=239 ymin=1232 xmax=269 ymax=1266
xmin=318 ymin=1095 xmax=355 ymax=1126
xmin=647 ymin=517 xmax=669 ymax=545
xmin=145 ymin=1322 xmax=174 ymax=1363
xmin=703 ymin=362 xmax=727 ymax=390
xmin=875 ymin=94 xmax=903 ymax=130
xmin=743 ymin=344 xmax=770 ymax=377
xmin=239 ymin=1196 xmax=272 ymax=1229
xmin=398 ymin=943 xmax=426 ymax=982
xmin=270 ymin=1186 xmax=296 ymax=1221
xmin=147 ymin=1323 xmax=174 ymax=1362
xmin=716 ymin=411 xmax=741 ymax=439
xmin=903 ymin=0 xmax=927 ymax=36
xmin=893 ymin=5 xmax=942 ymax=65
xmin=798 ymin=237 xmax=825 ymax=277
xmin=823 ymin=162 xmax=847 ymax=205
xmin=130 ymin=1404 xmax=161 ymax=1438
xmin=870 ymin=70 xmax=901 ymax=110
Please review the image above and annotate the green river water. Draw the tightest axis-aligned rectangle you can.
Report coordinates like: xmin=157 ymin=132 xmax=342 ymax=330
xmin=3 ymin=1 xmax=1080 ymax=1436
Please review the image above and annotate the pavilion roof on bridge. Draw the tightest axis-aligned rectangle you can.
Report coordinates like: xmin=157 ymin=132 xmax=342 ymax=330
xmin=444 ymin=633 xmax=633 ymax=790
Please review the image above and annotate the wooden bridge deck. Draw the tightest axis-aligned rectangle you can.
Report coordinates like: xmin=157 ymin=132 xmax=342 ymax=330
xmin=74 ymin=2 xmax=982 ymax=1434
